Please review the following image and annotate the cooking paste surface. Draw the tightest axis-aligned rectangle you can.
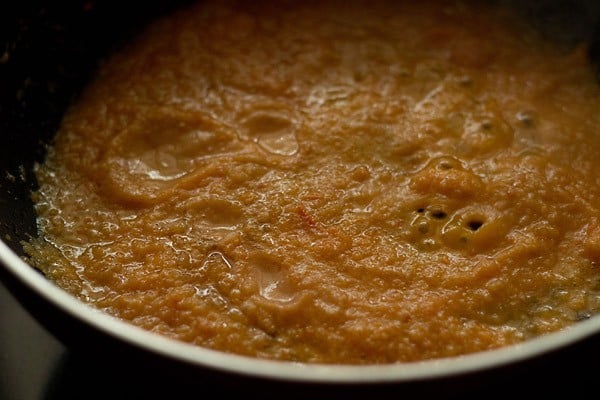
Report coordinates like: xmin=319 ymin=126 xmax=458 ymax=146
xmin=25 ymin=0 xmax=600 ymax=364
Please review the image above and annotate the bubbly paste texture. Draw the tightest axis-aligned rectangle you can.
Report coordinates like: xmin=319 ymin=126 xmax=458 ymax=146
xmin=25 ymin=0 xmax=600 ymax=364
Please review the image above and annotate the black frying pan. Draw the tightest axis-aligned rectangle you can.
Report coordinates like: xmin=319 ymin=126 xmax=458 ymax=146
xmin=1 ymin=0 xmax=600 ymax=396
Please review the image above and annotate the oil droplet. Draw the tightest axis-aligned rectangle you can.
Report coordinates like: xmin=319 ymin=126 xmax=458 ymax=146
xmin=250 ymin=252 xmax=297 ymax=303
xmin=241 ymin=111 xmax=298 ymax=156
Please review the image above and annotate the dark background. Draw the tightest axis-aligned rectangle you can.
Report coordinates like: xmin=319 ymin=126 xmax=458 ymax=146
xmin=0 ymin=283 xmax=62 ymax=400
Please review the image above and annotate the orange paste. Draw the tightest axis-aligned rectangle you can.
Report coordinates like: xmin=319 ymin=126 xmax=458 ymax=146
xmin=24 ymin=0 xmax=600 ymax=364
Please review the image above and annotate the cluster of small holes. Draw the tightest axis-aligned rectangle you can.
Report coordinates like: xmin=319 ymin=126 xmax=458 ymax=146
xmin=412 ymin=205 xmax=488 ymax=251
xmin=412 ymin=206 xmax=449 ymax=242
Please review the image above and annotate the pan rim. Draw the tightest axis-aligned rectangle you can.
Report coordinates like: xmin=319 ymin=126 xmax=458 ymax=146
xmin=2 ymin=238 xmax=600 ymax=383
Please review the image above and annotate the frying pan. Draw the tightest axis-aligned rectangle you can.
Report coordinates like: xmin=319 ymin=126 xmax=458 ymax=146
xmin=1 ymin=0 xmax=600 ymax=395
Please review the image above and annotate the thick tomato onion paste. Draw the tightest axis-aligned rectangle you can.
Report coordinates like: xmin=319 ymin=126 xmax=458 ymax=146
xmin=25 ymin=0 xmax=600 ymax=364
